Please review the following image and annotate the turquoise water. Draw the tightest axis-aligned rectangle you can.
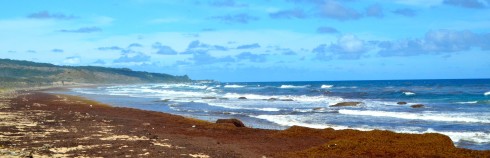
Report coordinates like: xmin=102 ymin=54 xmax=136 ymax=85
xmin=59 ymin=79 xmax=490 ymax=150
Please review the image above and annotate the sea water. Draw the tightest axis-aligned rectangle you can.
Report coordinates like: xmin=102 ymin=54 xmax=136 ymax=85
xmin=56 ymin=79 xmax=490 ymax=150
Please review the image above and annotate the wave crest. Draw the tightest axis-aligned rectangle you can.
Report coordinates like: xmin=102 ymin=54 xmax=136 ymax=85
xmin=224 ymin=85 xmax=245 ymax=88
xmin=338 ymin=109 xmax=490 ymax=124
xmin=321 ymin=85 xmax=334 ymax=89
xmin=403 ymin=92 xmax=416 ymax=96
xmin=280 ymin=85 xmax=309 ymax=89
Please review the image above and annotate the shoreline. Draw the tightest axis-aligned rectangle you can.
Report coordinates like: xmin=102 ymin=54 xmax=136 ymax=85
xmin=0 ymin=90 xmax=489 ymax=157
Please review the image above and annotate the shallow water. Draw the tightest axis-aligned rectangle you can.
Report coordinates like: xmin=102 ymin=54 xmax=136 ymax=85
xmin=55 ymin=79 xmax=490 ymax=150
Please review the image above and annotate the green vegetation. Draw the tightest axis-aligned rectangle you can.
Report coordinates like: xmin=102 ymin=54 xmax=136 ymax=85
xmin=0 ymin=58 xmax=191 ymax=88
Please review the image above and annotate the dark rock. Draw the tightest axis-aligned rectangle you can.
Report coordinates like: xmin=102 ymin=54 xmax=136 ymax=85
xmin=169 ymin=104 xmax=178 ymax=107
xmin=397 ymin=102 xmax=407 ymax=105
xmin=281 ymin=99 xmax=294 ymax=101
xmin=266 ymin=98 xmax=278 ymax=101
xmin=238 ymin=97 xmax=247 ymax=100
xmin=219 ymin=98 xmax=229 ymax=100
xmin=411 ymin=104 xmax=424 ymax=108
xmin=313 ymin=107 xmax=325 ymax=111
xmin=216 ymin=118 xmax=245 ymax=127
xmin=149 ymin=135 xmax=159 ymax=140
xmin=330 ymin=102 xmax=362 ymax=107
xmin=155 ymin=99 xmax=170 ymax=102
xmin=202 ymin=97 xmax=217 ymax=99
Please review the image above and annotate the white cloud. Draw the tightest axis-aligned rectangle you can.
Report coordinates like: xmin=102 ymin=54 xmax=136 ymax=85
xmin=319 ymin=0 xmax=361 ymax=21
xmin=336 ymin=35 xmax=366 ymax=54
xmin=378 ymin=29 xmax=488 ymax=56
xmin=313 ymin=34 xmax=370 ymax=60
xmin=63 ymin=56 xmax=81 ymax=65
xmin=393 ymin=0 xmax=444 ymax=7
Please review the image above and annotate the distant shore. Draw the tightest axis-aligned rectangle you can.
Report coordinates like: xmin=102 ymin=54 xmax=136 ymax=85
xmin=0 ymin=89 xmax=489 ymax=157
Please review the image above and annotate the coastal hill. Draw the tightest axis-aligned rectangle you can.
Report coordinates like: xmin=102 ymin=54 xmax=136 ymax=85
xmin=0 ymin=58 xmax=190 ymax=88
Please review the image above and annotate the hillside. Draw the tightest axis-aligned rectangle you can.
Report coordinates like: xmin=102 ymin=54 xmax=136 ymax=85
xmin=0 ymin=58 xmax=191 ymax=88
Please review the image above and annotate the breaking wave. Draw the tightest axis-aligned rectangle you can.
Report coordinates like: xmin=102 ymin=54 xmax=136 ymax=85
xmin=338 ymin=109 xmax=490 ymax=124
xmin=321 ymin=85 xmax=334 ymax=89
xmin=224 ymin=85 xmax=245 ymax=88
xmin=279 ymin=85 xmax=310 ymax=89
xmin=403 ymin=92 xmax=416 ymax=96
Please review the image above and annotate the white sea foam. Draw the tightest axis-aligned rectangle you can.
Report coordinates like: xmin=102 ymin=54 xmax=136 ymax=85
xmin=224 ymin=85 xmax=245 ymax=88
xmin=222 ymin=93 xmax=343 ymax=103
xmin=72 ymin=89 xmax=101 ymax=95
xmin=223 ymin=93 xmax=275 ymax=100
xmin=338 ymin=109 xmax=490 ymax=124
xmin=140 ymin=89 xmax=162 ymax=93
xmin=188 ymin=85 xmax=208 ymax=89
xmin=252 ymin=115 xmax=354 ymax=130
xmin=280 ymin=85 xmax=309 ymax=89
xmin=292 ymin=95 xmax=342 ymax=102
xmin=205 ymin=102 xmax=281 ymax=112
xmin=456 ymin=101 xmax=478 ymax=104
xmin=293 ymin=108 xmax=314 ymax=113
xmin=403 ymin=92 xmax=416 ymax=96
xmin=321 ymin=85 xmax=334 ymax=88
xmin=205 ymin=87 xmax=218 ymax=92
xmin=484 ymin=91 xmax=490 ymax=96
xmin=425 ymin=129 xmax=490 ymax=144
xmin=257 ymin=108 xmax=282 ymax=112
xmin=336 ymin=86 xmax=358 ymax=89
xmin=253 ymin=114 xmax=490 ymax=145
xmin=107 ymin=88 xmax=216 ymax=100
xmin=108 ymin=83 xmax=210 ymax=90
xmin=384 ymin=128 xmax=490 ymax=145
xmin=158 ymin=90 xmax=215 ymax=98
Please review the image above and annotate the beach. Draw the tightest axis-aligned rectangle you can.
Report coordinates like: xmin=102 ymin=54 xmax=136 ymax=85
xmin=0 ymin=88 xmax=489 ymax=158
xmin=65 ymin=80 xmax=490 ymax=150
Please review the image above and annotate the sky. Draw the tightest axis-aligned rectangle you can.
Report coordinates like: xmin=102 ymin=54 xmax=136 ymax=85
xmin=0 ymin=0 xmax=489 ymax=82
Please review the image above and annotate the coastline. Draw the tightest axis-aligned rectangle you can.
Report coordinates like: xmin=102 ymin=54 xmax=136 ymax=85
xmin=0 ymin=90 xmax=489 ymax=157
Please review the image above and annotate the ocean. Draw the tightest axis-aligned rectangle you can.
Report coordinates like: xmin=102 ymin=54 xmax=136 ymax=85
xmin=55 ymin=79 xmax=490 ymax=150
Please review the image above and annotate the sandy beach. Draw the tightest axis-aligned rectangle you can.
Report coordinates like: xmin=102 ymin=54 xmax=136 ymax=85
xmin=0 ymin=89 xmax=489 ymax=158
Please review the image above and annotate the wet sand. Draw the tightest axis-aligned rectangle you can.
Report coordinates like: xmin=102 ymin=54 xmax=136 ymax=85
xmin=0 ymin=90 xmax=489 ymax=157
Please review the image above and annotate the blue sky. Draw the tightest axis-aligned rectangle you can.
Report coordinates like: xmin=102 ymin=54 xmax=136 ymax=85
xmin=1 ymin=0 xmax=489 ymax=82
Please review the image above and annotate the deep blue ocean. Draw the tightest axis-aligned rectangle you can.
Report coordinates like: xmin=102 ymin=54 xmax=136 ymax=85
xmin=55 ymin=79 xmax=490 ymax=150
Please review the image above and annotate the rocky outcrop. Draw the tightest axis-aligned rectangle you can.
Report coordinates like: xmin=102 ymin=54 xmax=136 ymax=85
xmin=216 ymin=118 xmax=245 ymax=127
xmin=411 ymin=104 xmax=424 ymax=108
xmin=266 ymin=98 xmax=278 ymax=101
xmin=155 ymin=99 xmax=171 ymax=102
xmin=397 ymin=102 xmax=407 ymax=105
xmin=330 ymin=102 xmax=362 ymax=107
xmin=238 ymin=97 xmax=247 ymax=100
xmin=313 ymin=107 xmax=325 ymax=111
xmin=202 ymin=97 xmax=217 ymax=99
